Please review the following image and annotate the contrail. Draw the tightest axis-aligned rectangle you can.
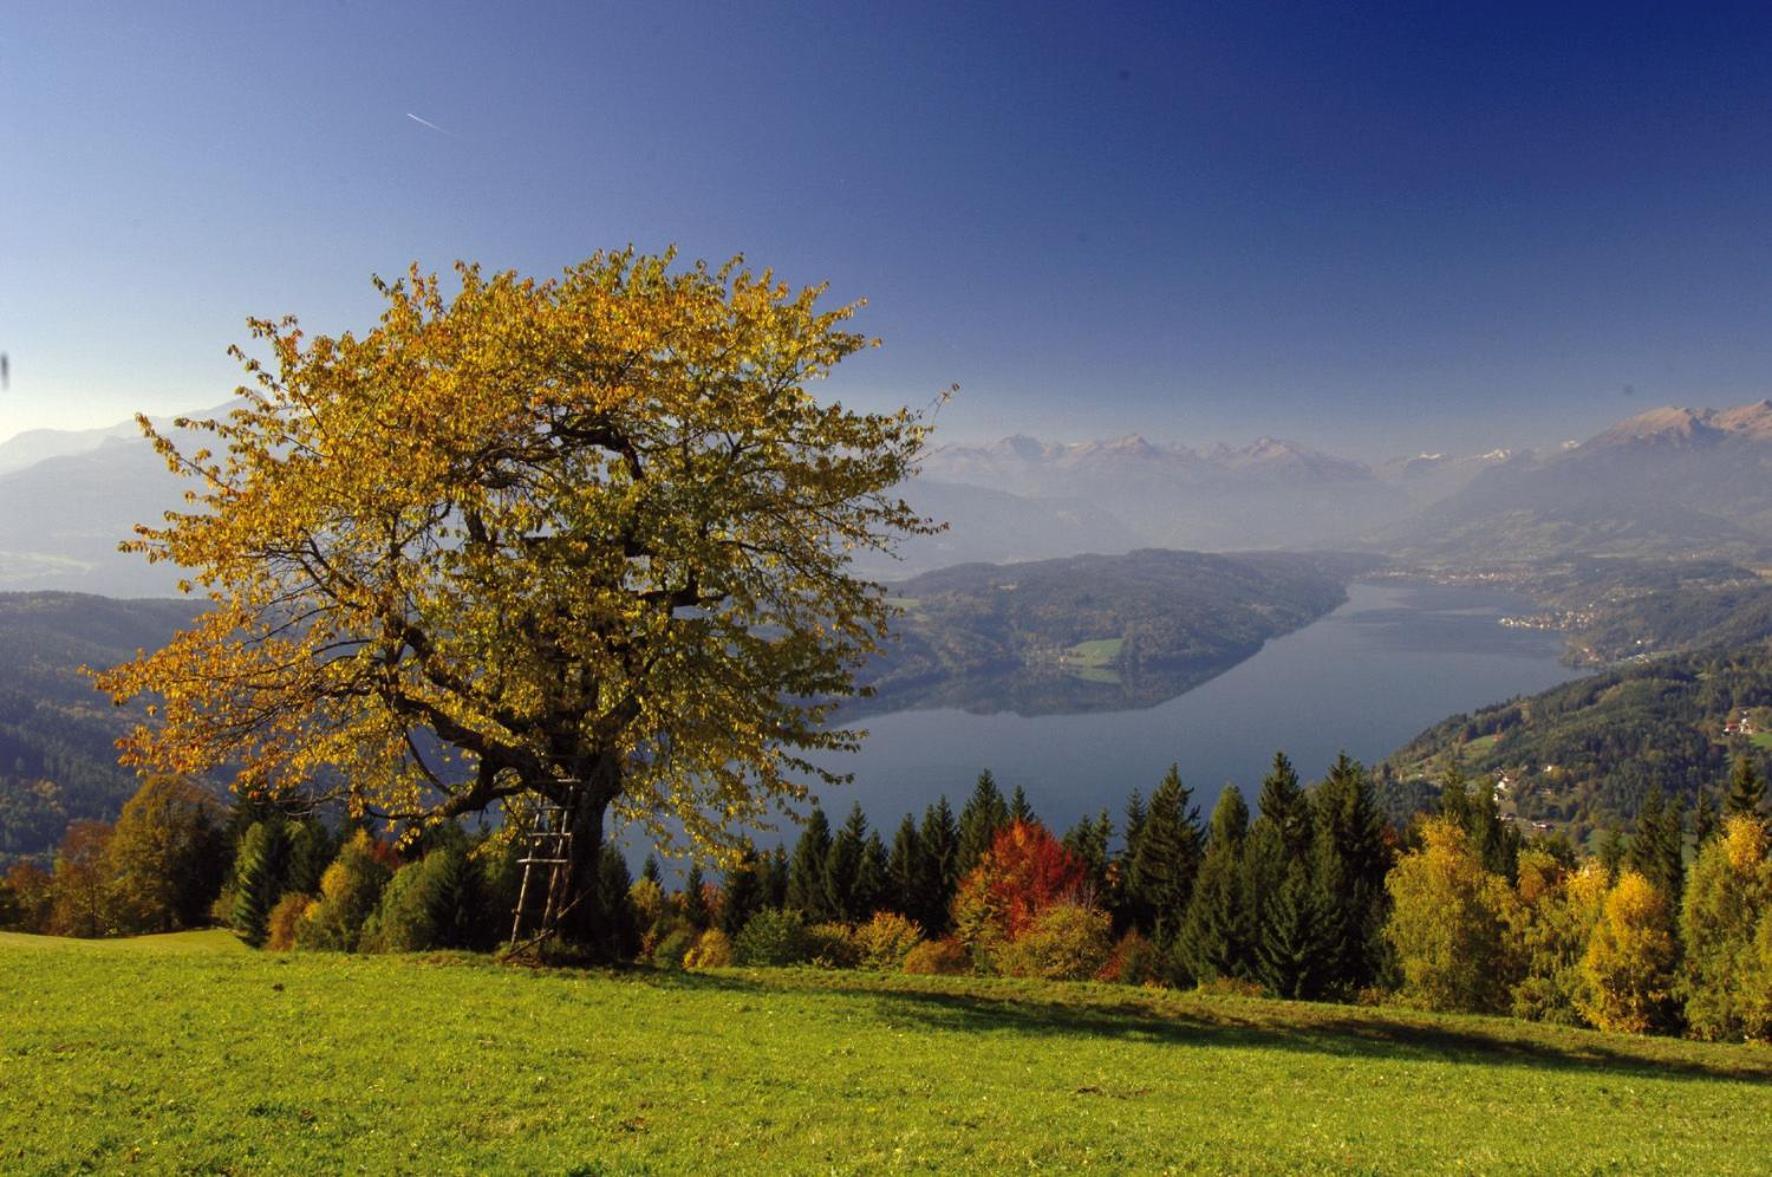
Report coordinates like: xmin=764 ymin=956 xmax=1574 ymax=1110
xmin=406 ymin=112 xmax=454 ymax=136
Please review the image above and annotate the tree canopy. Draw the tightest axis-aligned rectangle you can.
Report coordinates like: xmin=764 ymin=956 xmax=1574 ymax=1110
xmin=98 ymin=251 xmax=934 ymax=893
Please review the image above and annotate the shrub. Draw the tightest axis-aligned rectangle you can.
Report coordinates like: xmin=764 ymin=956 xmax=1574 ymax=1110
xmin=360 ymin=860 xmax=436 ymax=953
xmin=903 ymin=937 xmax=970 ymax=975
xmin=996 ymin=901 xmax=1112 ymax=981
xmin=1 ymin=863 xmax=53 ymax=934
xmin=295 ymin=831 xmax=392 ymax=952
xmin=650 ymin=923 xmax=698 ymax=970
xmin=1097 ymin=930 xmax=1161 ymax=985
xmin=266 ymin=893 xmax=313 ymax=951
xmin=853 ymin=911 xmax=924 ymax=971
xmin=807 ymin=922 xmax=862 ymax=969
xmin=733 ymin=908 xmax=812 ymax=966
xmin=684 ymin=927 xmax=733 ymax=969
xmin=1195 ymin=976 xmax=1265 ymax=999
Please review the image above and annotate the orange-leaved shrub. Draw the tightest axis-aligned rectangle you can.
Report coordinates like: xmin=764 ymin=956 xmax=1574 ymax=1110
xmin=903 ymin=937 xmax=970 ymax=975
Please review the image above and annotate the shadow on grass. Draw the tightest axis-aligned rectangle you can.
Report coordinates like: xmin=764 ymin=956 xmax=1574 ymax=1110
xmin=641 ymin=968 xmax=1772 ymax=1086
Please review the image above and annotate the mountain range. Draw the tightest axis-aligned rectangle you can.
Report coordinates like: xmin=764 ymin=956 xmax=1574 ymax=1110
xmin=6 ymin=400 xmax=1772 ymax=592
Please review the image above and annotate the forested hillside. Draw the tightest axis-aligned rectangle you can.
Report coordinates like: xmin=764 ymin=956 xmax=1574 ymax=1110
xmin=861 ymin=549 xmax=1374 ymax=714
xmin=1389 ymin=640 xmax=1772 ymax=838
xmin=0 ymin=593 xmax=201 ymax=863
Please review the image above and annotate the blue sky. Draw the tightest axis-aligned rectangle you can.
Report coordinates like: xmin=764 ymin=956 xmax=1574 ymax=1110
xmin=4 ymin=1 xmax=1772 ymax=459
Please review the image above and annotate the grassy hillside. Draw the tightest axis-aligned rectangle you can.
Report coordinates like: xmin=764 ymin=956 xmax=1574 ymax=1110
xmin=4 ymin=933 xmax=1769 ymax=1174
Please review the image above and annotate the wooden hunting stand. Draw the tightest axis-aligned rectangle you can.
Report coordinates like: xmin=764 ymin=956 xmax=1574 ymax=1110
xmin=508 ymin=782 xmax=579 ymax=951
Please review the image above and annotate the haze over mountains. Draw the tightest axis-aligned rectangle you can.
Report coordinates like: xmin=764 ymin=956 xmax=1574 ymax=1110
xmin=6 ymin=400 xmax=1772 ymax=594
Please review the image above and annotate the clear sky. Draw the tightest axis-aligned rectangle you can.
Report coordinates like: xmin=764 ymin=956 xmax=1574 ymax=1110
xmin=5 ymin=1 xmax=1772 ymax=460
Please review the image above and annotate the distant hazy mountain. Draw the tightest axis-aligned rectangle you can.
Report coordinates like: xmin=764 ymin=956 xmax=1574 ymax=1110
xmin=850 ymin=479 xmax=1144 ymax=578
xmin=921 ymin=434 xmax=1408 ymax=550
xmin=0 ymin=416 xmax=161 ymax=477
xmin=0 ymin=437 xmax=187 ymax=596
xmin=1382 ymin=400 xmax=1772 ymax=563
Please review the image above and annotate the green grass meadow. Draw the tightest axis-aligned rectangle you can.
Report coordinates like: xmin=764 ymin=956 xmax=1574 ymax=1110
xmin=2 ymin=931 xmax=1769 ymax=1174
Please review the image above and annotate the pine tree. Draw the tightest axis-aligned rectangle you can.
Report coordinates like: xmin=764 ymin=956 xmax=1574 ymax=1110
xmin=1627 ymin=788 xmax=1686 ymax=908
xmin=1062 ymin=809 xmax=1113 ymax=903
xmin=1246 ymin=751 xmax=1322 ymax=995
xmin=589 ymin=847 xmax=640 ymax=961
xmin=786 ymin=806 xmax=833 ymax=919
xmin=1112 ymin=789 xmax=1149 ymax=929
xmin=1726 ymin=754 xmax=1766 ymax=817
xmin=1439 ymin=757 xmax=1515 ymax=879
xmin=721 ymin=844 xmax=765 ymax=936
xmin=641 ymin=855 xmax=663 ymax=886
xmin=1597 ymin=825 xmax=1627 ymax=881
xmin=681 ymin=863 xmax=709 ymax=930
xmin=1008 ymin=785 xmax=1037 ymax=826
xmin=764 ymin=846 xmax=791 ymax=909
xmin=1310 ymin=752 xmax=1391 ymax=996
xmin=231 ymin=818 xmax=291 ymax=948
xmin=1175 ymin=786 xmax=1253 ymax=983
xmin=1209 ymin=785 xmax=1249 ymax=847
xmin=857 ymin=831 xmax=890 ymax=921
xmin=957 ymin=770 xmax=1010 ymax=879
xmin=918 ymin=797 xmax=960 ymax=934
xmin=1250 ymin=840 xmax=1329 ymax=999
xmin=1692 ymin=789 xmax=1721 ymax=847
xmin=1256 ymin=752 xmax=1311 ymax=860
xmin=422 ymin=840 xmax=485 ymax=950
xmin=824 ymin=804 xmax=870 ymax=923
xmin=1125 ymin=764 xmax=1203 ymax=944
xmin=887 ymin=814 xmax=922 ymax=920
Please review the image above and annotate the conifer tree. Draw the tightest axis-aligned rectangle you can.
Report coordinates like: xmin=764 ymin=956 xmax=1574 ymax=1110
xmin=231 ymin=818 xmax=291 ymax=948
xmin=1112 ymin=788 xmax=1149 ymax=931
xmin=1310 ymin=753 xmax=1391 ymax=995
xmin=1246 ymin=751 xmax=1324 ymax=996
xmin=681 ymin=863 xmax=709 ymax=930
xmin=888 ymin=814 xmax=923 ymax=920
xmin=422 ymin=840 xmax=486 ymax=950
xmin=1626 ymin=788 xmax=1685 ymax=908
xmin=641 ymin=855 xmax=663 ymax=886
xmin=1125 ymin=764 xmax=1203 ymax=944
xmin=918 ymin=797 xmax=960 ymax=934
xmin=858 ymin=831 xmax=890 ymax=921
xmin=1597 ymin=825 xmax=1627 ymax=882
xmin=1062 ymin=809 xmax=1113 ymax=903
xmin=1692 ymin=790 xmax=1721 ymax=848
xmin=1251 ymin=841 xmax=1329 ymax=999
xmin=1726 ymin=754 xmax=1767 ymax=817
xmin=1255 ymin=752 xmax=1311 ymax=859
xmin=1008 ymin=785 xmax=1037 ymax=826
xmin=1175 ymin=786 xmax=1253 ymax=984
xmin=588 ymin=846 xmax=640 ymax=961
xmin=721 ymin=843 xmax=765 ymax=936
xmin=824 ymin=804 xmax=872 ymax=922
xmin=957 ymin=771 xmax=1010 ymax=879
xmin=764 ymin=846 xmax=791 ymax=910
xmin=786 ymin=806 xmax=833 ymax=919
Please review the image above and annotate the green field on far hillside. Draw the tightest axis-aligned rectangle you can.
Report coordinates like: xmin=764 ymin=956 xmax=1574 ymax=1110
xmin=2 ymin=932 xmax=1769 ymax=1174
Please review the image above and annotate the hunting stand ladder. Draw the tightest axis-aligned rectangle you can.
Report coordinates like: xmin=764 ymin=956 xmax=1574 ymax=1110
xmin=509 ymin=781 xmax=580 ymax=951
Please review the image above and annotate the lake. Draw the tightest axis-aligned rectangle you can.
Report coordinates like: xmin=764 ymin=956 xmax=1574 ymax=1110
xmin=809 ymin=580 xmax=1586 ymax=831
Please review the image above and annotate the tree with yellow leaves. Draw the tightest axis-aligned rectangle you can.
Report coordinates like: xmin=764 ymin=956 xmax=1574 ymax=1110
xmin=1578 ymin=870 xmax=1679 ymax=1034
xmin=97 ymin=250 xmax=935 ymax=947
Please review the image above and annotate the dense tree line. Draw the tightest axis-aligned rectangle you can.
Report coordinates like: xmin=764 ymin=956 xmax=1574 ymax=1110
xmin=4 ymin=752 xmax=1768 ymax=1042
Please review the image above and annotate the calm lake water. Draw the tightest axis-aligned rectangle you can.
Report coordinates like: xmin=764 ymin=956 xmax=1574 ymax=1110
xmin=808 ymin=581 xmax=1585 ymax=831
